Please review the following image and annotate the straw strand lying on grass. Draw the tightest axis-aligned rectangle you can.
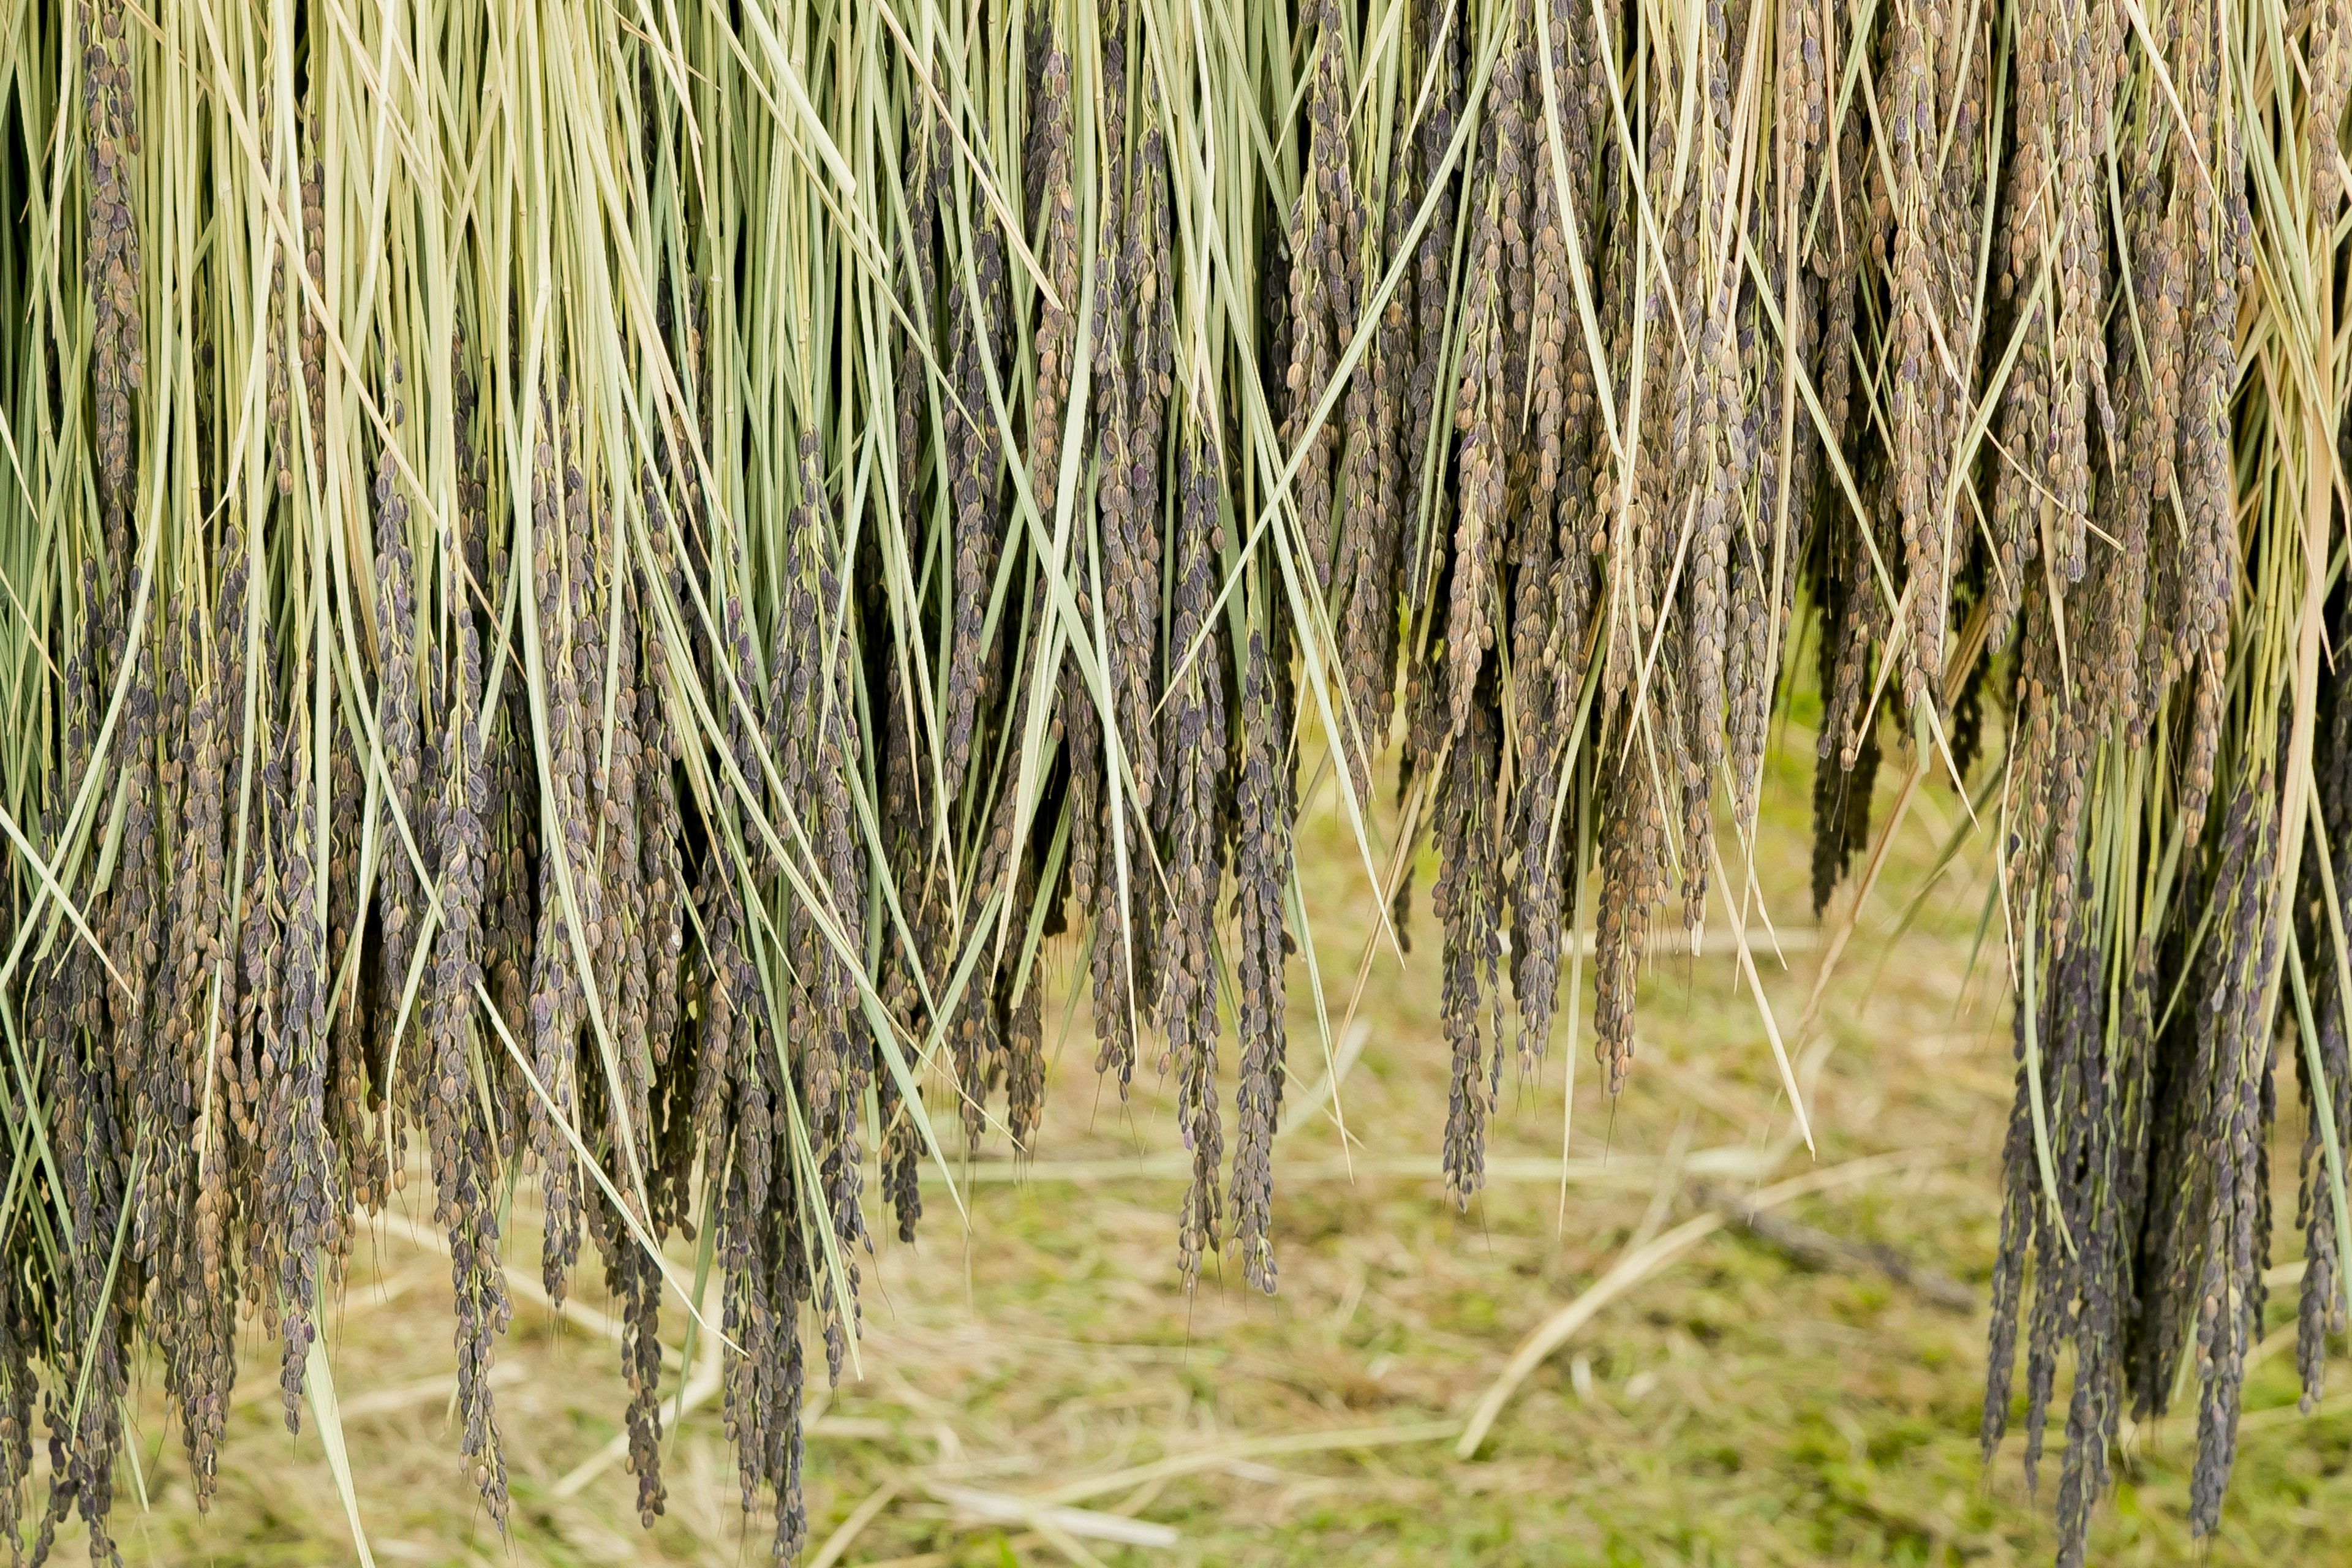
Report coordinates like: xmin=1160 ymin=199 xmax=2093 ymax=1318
xmin=1694 ymin=1180 xmax=1975 ymax=1312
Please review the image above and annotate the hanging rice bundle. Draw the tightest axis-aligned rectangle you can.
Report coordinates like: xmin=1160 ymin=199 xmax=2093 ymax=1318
xmin=0 ymin=0 xmax=2344 ymax=1563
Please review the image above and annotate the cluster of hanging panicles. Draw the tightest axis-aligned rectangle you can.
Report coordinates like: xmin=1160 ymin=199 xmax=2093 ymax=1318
xmin=1 ymin=0 xmax=2345 ymax=1564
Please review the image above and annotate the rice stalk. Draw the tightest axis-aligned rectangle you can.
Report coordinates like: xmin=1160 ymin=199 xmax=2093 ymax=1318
xmin=0 ymin=2 xmax=2339 ymax=1564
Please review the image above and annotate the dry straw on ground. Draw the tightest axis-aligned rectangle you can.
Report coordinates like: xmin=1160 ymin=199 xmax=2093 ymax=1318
xmin=0 ymin=1 xmax=2345 ymax=1565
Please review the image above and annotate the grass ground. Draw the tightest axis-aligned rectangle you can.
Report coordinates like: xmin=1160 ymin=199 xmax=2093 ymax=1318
xmin=48 ymin=734 xmax=2352 ymax=1566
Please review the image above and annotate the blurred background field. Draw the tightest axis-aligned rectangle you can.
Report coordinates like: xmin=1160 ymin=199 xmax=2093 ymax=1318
xmin=58 ymin=735 xmax=2352 ymax=1567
